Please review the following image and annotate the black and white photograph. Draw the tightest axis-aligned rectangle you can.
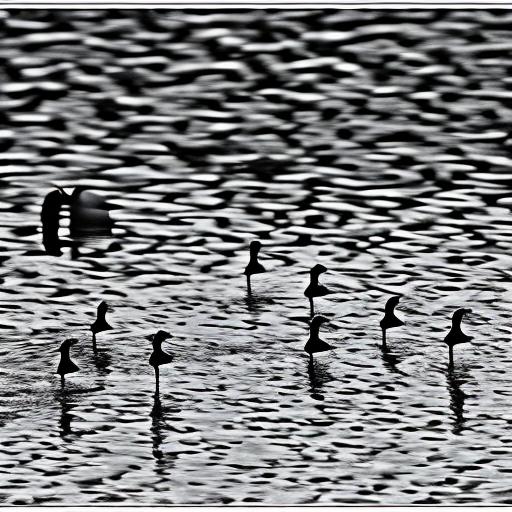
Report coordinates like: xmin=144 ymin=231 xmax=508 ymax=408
xmin=0 ymin=4 xmax=511 ymax=505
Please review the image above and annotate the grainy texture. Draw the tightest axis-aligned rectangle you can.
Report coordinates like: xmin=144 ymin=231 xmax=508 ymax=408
xmin=0 ymin=8 xmax=512 ymax=505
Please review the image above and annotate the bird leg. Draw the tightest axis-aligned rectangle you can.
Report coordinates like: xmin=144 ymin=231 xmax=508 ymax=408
xmin=246 ymin=275 xmax=252 ymax=296
xmin=155 ymin=366 xmax=160 ymax=396
xmin=448 ymin=345 xmax=454 ymax=368
xmin=309 ymin=297 xmax=315 ymax=318
xmin=382 ymin=328 xmax=387 ymax=350
xmin=60 ymin=375 xmax=65 ymax=387
xmin=92 ymin=332 xmax=97 ymax=353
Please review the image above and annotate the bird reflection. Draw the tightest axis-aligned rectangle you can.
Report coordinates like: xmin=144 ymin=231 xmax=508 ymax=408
xmin=244 ymin=292 xmax=274 ymax=313
xmin=92 ymin=349 xmax=112 ymax=376
xmin=379 ymin=346 xmax=409 ymax=377
xmin=446 ymin=366 xmax=470 ymax=435
xmin=150 ymin=394 xmax=174 ymax=472
xmin=307 ymin=357 xmax=333 ymax=401
xmin=57 ymin=391 xmax=77 ymax=438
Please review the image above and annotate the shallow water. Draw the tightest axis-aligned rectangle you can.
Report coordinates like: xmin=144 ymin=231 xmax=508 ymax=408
xmin=2 ymin=8 xmax=512 ymax=504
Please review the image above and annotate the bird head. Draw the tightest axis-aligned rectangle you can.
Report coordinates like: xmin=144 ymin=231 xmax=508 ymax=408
xmin=385 ymin=295 xmax=401 ymax=310
xmin=98 ymin=301 xmax=110 ymax=314
xmin=249 ymin=240 xmax=262 ymax=255
xmin=58 ymin=338 xmax=78 ymax=351
xmin=310 ymin=264 xmax=327 ymax=277
xmin=310 ymin=315 xmax=329 ymax=329
xmin=452 ymin=308 xmax=471 ymax=324
xmin=152 ymin=330 xmax=172 ymax=346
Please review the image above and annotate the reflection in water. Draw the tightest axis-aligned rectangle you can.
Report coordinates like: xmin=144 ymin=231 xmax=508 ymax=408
xmin=380 ymin=346 xmax=409 ymax=378
xmin=150 ymin=395 xmax=174 ymax=473
xmin=93 ymin=350 xmax=112 ymax=376
xmin=446 ymin=366 xmax=471 ymax=436
xmin=307 ymin=357 xmax=333 ymax=401
xmin=58 ymin=392 xmax=76 ymax=438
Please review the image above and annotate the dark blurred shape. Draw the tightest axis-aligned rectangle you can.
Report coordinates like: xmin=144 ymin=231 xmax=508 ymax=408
xmin=40 ymin=187 xmax=115 ymax=255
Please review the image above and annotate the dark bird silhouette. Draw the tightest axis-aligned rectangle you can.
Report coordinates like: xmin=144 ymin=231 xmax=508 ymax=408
xmin=56 ymin=338 xmax=79 ymax=386
xmin=91 ymin=301 xmax=112 ymax=352
xmin=304 ymin=264 xmax=330 ymax=317
xmin=304 ymin=315 xmax=332 ymax=363
xmin=379 ymin=295 xmax=404 ymax=350
xmin=444 ymin=308 xmax=472 ymax=367
xmin=244 ymin=240 xmax=266 ymax=294
xmin=149 ymin=330 xmax=173 ymax=395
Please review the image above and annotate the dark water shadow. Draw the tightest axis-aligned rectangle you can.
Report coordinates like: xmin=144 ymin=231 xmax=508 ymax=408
xmin=445 ymin=365 xmax=472 ymax=436
xmin=92 ymin=350 xmax=112 ymax=376
xmin=379 ymin=345 xmax=411 ymax=379
xmin=55 ymin=385 xmax=103 ymax=438
xmin=150 ymin=394 xmax=176 ymax=473
xmin=57 ymin=391 xmax=77 ymax=439
xmin=307 ymin=357 xmax=334 ymax=401
xmin=244 ymin=292 xmax=275 ymax=313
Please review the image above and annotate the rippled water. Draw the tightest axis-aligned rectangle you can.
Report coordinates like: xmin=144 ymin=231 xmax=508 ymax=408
xmin=2 ymin=8 xmax=512 ymax=504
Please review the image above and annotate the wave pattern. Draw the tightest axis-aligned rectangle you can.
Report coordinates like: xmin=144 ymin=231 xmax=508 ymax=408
xmin=0 ymin=8 xmax=512 ymax=504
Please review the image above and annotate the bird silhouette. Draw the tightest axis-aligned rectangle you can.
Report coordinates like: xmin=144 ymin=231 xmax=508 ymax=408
xmin=90 ymin=301 xmax=112 ymax=352
xmin=444 ymin=308 xmax=472 ymax=367
xmin=304 ymin=264 xmax=330 ymax=317
xmin=304 ymin=315 xmax=332 ymax=364
xmin=56 ymin=338 xmax=79 ymax=386
xmin=149 ymin=330 xmax=173 ymax=395
xmin=244 ymin=240 xmax=266 ymax=294
xmin=380 ymin=295 xmax=404 ymax=350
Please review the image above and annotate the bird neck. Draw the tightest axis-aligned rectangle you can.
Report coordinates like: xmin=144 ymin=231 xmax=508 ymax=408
xmin=451 ymin=316 xmax=463 ymax=331
xmin=97 ymin=310 xmax=107 ymax=322
xmin=309 ymin=323 xmax=321 ymax=340
xmin=310 ymin=273 xmax=319 ymax=286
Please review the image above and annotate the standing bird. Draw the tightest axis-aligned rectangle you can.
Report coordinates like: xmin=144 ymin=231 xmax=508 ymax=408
xmin=304 ymin=315 xmax=332 ymax=363
xmin=149 ymin=330 xmax=173 ymax=394
xmin=244 ymin=240 xmax=266 ymax=294
xmin=91 ymin=301 xmax=112 ymax=351
xmin=444 ymin=308 xmax=472 ymax=367
xmin=380 ymin=296 xmax=404 ymax=350
xmin=56 ymin=338 xmax=79 ymax=386
xmin=304 ymin=264 xmax=330 ymax=317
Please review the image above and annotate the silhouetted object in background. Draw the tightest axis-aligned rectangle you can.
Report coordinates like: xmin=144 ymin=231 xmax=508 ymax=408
xmin=91 ymin=301 xmax=112 ymax=352
xmin=444 ymin=308 xmax=472 ymax=367
xmin=304 ymin=264 xmax=329 ymax=317
xmin=304 ymin=315 xmax=332 ymax=363
xmin=56 ymin=338 xmax=79 ymax=386
xmin=41 ymin=187 xmax=114 ymax=243
xmin=244 ymin=240 xmax=266 ymax=294
xmin=380 ymin=296 xmax=404 ymax=350
xmin=149 ymin=330 xmax=173 ymax=395
xmin=66 ymin=186 xmax=114 ymax=236
xmin=41 ymin=189 xmax=65 ymax=256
